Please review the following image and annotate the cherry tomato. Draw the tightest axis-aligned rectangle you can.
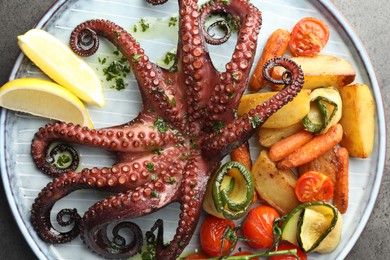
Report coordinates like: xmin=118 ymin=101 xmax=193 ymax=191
xmin=295 ymin=171 xmax=334 ymax=202
xmin=232 ymin=251 xmax=259 ymax=259
xmin=269 ymin=243 xmax=307 ymax=260
xmin=200 ymin=215 xmax=237 ymax=257
xmin=289 ymin=17 xmax=330 ymax=56
xmin=183 ymin=252 xmax=209 ymax=259
xmin=241 ymin=205 xmax=280 ymax=249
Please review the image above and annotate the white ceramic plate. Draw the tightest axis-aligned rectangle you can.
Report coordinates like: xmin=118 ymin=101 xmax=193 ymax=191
xmin=1 ymin=0 xmax=386 ymax=259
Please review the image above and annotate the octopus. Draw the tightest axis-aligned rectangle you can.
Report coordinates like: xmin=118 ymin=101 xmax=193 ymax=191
xmin=30 ymin=0 xmax=304 ymax=259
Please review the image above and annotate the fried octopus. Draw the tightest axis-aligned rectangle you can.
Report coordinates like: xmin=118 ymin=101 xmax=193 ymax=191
xmin=30 ymin=0 xmax=304 ymax=259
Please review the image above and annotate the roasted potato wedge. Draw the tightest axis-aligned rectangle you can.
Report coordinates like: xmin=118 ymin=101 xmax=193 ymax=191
xmin=339 ymin=83 xmax=375 ymax=158
xmin=238 ymin=90 xmax=311 ymax=128
xmin=252 ymin=150 xmax=300 ymax=215
xmin=259 ymin=123 xmax=304 ymax=148
xmin=297 ymin=146 xmax=338 ymax=184
xmin=271 ymin=55 xmax=356 ymax=90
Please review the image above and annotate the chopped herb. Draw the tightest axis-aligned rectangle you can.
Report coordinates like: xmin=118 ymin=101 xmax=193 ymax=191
xmin=212 ymin=121 xmax=225 ymax=133
xmin=153 ymin=148 xmax=163 ymax=155
xmin=154 ymin=118 xmax=169 ymax=134
xmin=169 ymin=97 xmax=176 ymax=107
xmin=141 ymin=242 xmax=156 ymax=260
xmin=98 ymin=57 xmax=107 ymax=65
xmin=166 ymin=78 xmax=172 ymax=85
xmin=168 ymin=177 xmax=175 ymax=184
xmin=56 ymin=154 xmax=71 ymax=167
xmin=151 ymin=173 xmax=157 ymax=180
xmin=163 ymin=51 xmax=177 ymax=65
xmin=132 ymin=54 xmax=141 ymax=62
xmin=232 ymin=71 xmax=239 ymax=81
xmin=228 ymin=93 xmax=235 ymax=99
xmin=181 ymin=153 xmax=190 ymax=159
xmin=168 ymin=16 xmax=178 ymax=27
xmin=133 ymin=25 xmax=137 ymax=33
xmin=100 ymin=51 xmax=131 ymax=91
xmin=218 ymin=0 xmax=231 ymax=5
xmin=190 ymin=140 xmax=198 ymax=150
xmin=139 ymin=18 xmax=150 ymax=32
xmin=151 ymin=190 xmax=159 ymax=198
xmin=147 ymin=163 xmax=155 ymax=172
xmin=115 ymin=30 xmax=121 ymax=37
xmin=248 ymin=115 xmax=262 ymax=128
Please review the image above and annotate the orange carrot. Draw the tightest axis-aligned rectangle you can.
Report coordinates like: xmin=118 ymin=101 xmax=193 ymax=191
xmin=249 ymin=29 xmax=291 ymax=91
xmin=333 ymin=147 xmax=349 ymax=214
xmin=231 ymin=142 xmax=252 ymax=170
xmin=269 ymin=130 xmax=314 ymax=162
xmin=277 ymin=124 xmax=343 ymax=170
xmin=230 ymin=142 xmax=260 ymax=203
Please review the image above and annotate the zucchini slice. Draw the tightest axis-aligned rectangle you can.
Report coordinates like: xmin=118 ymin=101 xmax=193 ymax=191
xmin=277 ymin=202 xmax=342 ymax=253
xmin=303 ymin=87 xmax=342 ymax=134
xmin=202 ymin=161 xmax=254 ymax=220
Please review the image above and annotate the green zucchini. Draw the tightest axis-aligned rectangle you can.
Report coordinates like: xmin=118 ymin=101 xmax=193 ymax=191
xmin=276 ymin=202 xmax=342 ymax=253
xmin=202 ymin=161 xmax=254 ymax=220
xmin=303 ymin=87 xmax=342 ymax=134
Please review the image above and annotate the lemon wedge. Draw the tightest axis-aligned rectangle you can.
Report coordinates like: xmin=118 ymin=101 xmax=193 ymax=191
xmin=18 ymin=29 xmax=105 ymax=107
xmin=0 ymin=78 xmax=93 ymax=128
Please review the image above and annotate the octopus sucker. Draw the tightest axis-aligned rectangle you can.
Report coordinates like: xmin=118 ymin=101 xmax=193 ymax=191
xmin=30 ymin=0 xmax=304 ymax=259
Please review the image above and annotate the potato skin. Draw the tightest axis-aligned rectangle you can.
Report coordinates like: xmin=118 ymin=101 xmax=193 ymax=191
xmin=271 ymin=55 xmax=356 ymax=90
xmin=252 ymin=150 xmax=300 ymax=215
xmin=339 ymin=83 xmax=375 ymax=158
xmin=238 ymin=90 xmax=311 ymax=128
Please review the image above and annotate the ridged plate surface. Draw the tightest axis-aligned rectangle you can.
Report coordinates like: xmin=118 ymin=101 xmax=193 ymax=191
xmin=0 ymin=0 xmax=386 ymax=259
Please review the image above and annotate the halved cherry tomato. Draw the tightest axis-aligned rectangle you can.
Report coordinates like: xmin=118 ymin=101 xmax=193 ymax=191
xmin=289 ymin=17 xmax=330 ymax=56
xmin=200 ymin=215 xmax=237 ymax=257
xmin=183 ymin=252 xmax=209 ymax=259
xmin=269 ymin=242 xmax=307 ymax=260
xmin=241 ymin=205 xmax=280 ymax=249
xmin=232 ymin=251 xmax=259 ymax=259
xmin=295 ymin=171 xmax=334 ymax=202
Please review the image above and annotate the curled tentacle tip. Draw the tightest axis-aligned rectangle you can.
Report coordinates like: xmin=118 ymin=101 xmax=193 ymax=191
xmin=205 ymin=20 xmax=232 ymax=45
xmin=262 ymin=57 xmax=301 ymax=85
xmin=145 ymin=0 xmax=168 ymax=5
xmin=70 ymin=27 xmax=99 ymax=57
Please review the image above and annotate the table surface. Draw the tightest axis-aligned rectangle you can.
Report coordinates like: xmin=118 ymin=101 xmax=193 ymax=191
xmin=0 ymin=1 xmax=388 ymax=259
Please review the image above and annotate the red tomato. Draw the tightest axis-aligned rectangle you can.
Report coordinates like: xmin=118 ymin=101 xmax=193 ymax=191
xmin=200 ymin=215 xmax=237 ymax=257
xmin=183 ymin=252 xmax=209 ymax=259
xmin=232 ymin=251 xmax=259 ymax=259
xmin=269 ymin=243 xmax=307 ymax=260
xmin=295 ymin=171 xmax=334 ymax=202
xmin=289 ymin=17 xmax=330 ymax=56
xmin=241 ymin=205 xmax=280 ymax=249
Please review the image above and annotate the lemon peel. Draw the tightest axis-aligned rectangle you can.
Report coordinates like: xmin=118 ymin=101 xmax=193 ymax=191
xmin=18 ymin=29 xmax=105 ymax=107
xmin=0 ymin=78 xmax=93 ymax=128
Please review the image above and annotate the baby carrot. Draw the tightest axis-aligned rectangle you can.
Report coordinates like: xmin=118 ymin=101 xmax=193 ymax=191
xmin=269 ymin=129 xmax=314 ymax=162
xmin=277 ymin=124 xmax=343 ymax=170
xmin=231 ymin=142 xmax=252 ymax=170
xmin=249 ymin=29 xmax=290 ymax=91
xmin=333 ymin=147 xmax=349 ymax=214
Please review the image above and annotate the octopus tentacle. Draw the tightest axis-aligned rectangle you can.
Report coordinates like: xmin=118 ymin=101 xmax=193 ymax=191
xmin=70 ymin=20 xmax=184 ymax=125
xmin=204 ymin=20 xmax=232 ymax=45
xmin=150 ymin=152 xmax=217 ymax=258
xmin=200 ymin=0 xmax=262 ymax=125
xmin=202 ymin=57 xmax=304 ymax=159
xmin=80 ymin=169 xmax=183 ymax=258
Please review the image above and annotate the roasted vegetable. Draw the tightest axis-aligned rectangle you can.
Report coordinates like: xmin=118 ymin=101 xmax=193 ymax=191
xmin=252 ymin=150 xmax=300 ymax=215
xmin=249 ymin=28 xmax=290 ymax=91
xmin=278 ymin=124 xmax=343 ymax=170
xmin=333 ymin=147 xmax=349 ymax=214
xmin=258 ymin=123 xmax=304 ymax=148
xmin=271 ymin=55 xmax=355 ymax=90
xmin=238 ymin=90 xmax=311 ymax=128
xmin=276 ymin=202 xmax=342 ymax=254
xmin=302 ymin=87 xmax=342 ymax=134
xmin=202 ymin=162 xmax=254 ymax=220
xmin=297 ymin=147 xmax=338 ymax=185
xmin=339 ymin=83 xmax=375 ymax=158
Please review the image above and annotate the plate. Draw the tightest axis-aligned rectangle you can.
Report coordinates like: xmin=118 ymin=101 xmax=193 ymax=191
xmin=0 ymin=0 xmax=386 ymax=259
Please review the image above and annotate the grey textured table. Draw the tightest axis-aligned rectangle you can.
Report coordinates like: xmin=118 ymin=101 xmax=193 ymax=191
xmin=0 ymin=1 xmax=388 ymax=259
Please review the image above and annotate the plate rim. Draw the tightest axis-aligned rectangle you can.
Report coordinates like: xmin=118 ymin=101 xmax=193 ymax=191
xmin=0 ymin=0 xmax=387 ymax=259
